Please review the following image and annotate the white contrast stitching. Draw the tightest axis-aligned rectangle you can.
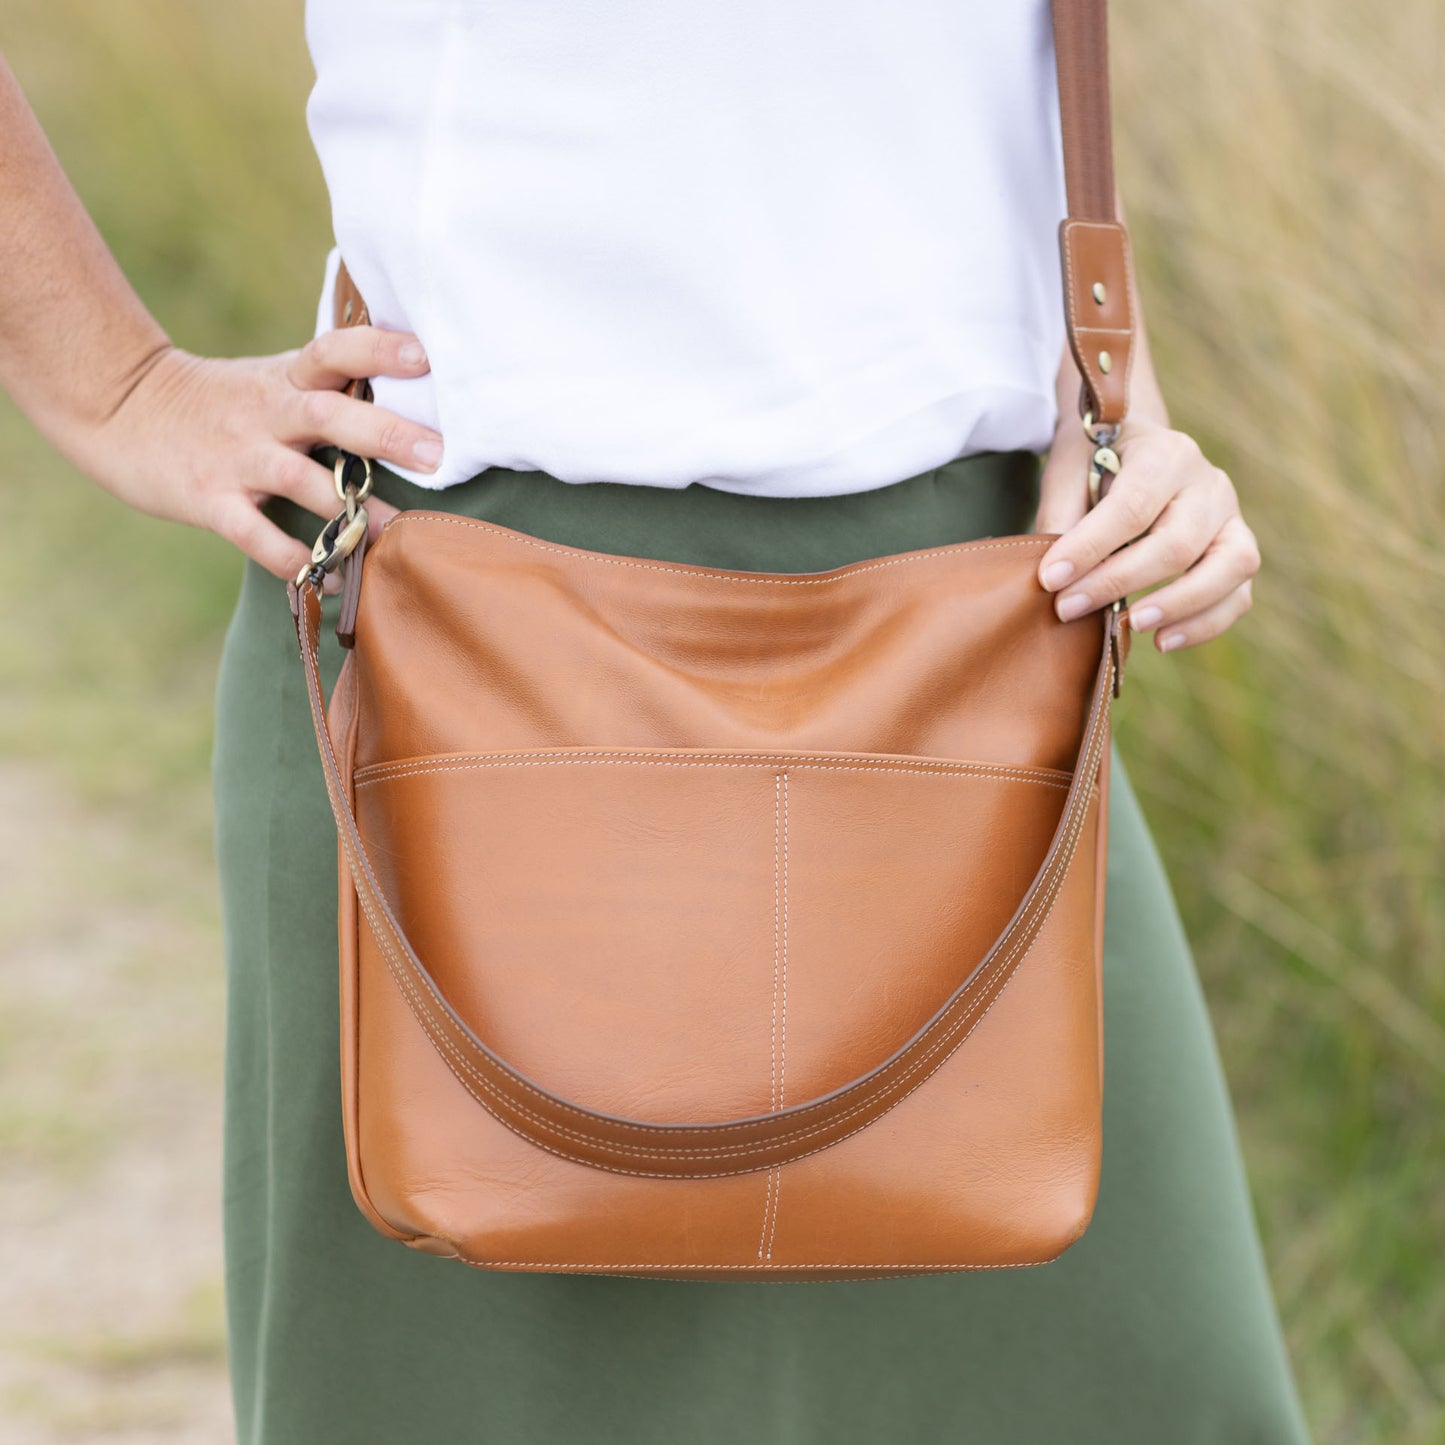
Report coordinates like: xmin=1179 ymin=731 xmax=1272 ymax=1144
xmin=303 ymin=601 xmax=1113 ymax=1177
xmin=376 ymin=512 xmax=1050 ymax=586
xmin=764 ymin=774 xmax=790 ymax=1260
xmin=365 ymin=693 xmax=1105 ymax=1157
xmin=359 ymin=708 xmax=1102 ymax=1168
xmin=780 ymin=774 xmax=789 ymax=1119
xmin=758 ymin=776 xmax=783 ymax=1260
xmin=1062 ymin=221 xmax=1137 ymax=422
xmin=354 ymin=755 xmax=1070 ymax=791
xmin=309 ymin=600 xmax=1112 ymax=1167
xmin=355 ymin=751 xmax=1066 ymax=779
xmin=347 ymin=708 xmax=1105 ymax=1170
xmin=337 ymin=687 xmax=1108 ymax=1167
xmin=1120 ymin=222 xmax=1139 ymax=400
xmin=444 ymin=1254 xmax=1063 ymax=1273
xmin=757 ymin=1168 xmax=775 ymax=1263
xmin=773 ymin=775 xmax=784 ymax=1115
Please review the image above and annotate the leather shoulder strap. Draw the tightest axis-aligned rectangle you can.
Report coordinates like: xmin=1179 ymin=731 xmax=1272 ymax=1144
xmin=1051 ymin=0 xmax=1135 ymax=432
xmin=1053 ymin=0 xmax=1116 ymax=222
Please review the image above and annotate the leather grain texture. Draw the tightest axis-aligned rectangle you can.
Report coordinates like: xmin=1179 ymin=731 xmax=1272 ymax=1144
xmin=290 ymin=519 xmax=1124 ymax=1276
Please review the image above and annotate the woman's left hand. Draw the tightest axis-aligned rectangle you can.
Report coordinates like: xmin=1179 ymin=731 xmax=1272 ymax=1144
xmin=1032 ymin=419 xmax=1261 ymax=652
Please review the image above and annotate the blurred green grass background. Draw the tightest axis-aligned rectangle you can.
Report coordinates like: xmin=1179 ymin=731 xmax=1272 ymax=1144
xmin=1 ymin=1 xmax=1441 ymax=1440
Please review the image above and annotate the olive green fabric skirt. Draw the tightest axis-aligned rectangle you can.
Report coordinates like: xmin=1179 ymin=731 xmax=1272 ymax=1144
xmin=213 ymin=449 xmax=1311 ymax=1444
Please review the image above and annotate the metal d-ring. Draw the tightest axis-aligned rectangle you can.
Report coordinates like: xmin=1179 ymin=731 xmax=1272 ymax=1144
xmin=333 ymin=449 xmax=374 ymax=507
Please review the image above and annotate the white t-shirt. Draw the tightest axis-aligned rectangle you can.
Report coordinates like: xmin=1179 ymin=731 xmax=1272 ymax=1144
xmin=304 ymin=1 xmax=1069 ymax=495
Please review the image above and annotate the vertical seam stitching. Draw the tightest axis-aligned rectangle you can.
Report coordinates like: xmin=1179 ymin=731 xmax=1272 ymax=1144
xmin=759 ymin=774 xmax=784 ymax=1259
xmin=765 ymin=774 xmax=790 ymax=1260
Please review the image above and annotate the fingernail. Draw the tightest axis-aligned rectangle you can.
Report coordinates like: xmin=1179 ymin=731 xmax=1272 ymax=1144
xmin=413 ymin=437 xmax=444 ymax=468
xmin=400 ymin=341 xmax=427 ymax=366
xmin=1159 ymin=631 xmax=1187 ymax=652
xmin=1041 ymin=560 xmax=1075 ymax=591
xmin=1057 ymin=592 xmax=1091 ymax=621
xmin=321 ymin=570 xmax=343 ymax=596
xmin=1130 ymin=605 xmax=1163 ymax=631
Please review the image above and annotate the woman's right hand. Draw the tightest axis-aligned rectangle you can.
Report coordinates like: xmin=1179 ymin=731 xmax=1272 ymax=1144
xmin=77 ymin=324 xmax=444 ymax=588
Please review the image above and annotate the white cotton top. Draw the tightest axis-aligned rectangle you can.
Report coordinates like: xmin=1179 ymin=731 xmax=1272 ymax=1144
xmin=303 ymin=0 xmax=1069 ymax=496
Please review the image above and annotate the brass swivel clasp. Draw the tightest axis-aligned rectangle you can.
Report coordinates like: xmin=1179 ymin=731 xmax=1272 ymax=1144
xmin=1080 ymin=411 xmax=1129 ymax=696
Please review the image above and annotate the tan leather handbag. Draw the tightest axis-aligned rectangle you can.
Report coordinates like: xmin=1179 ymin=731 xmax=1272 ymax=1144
xmin=287 ymin=0 xmax=1137 ymax=1279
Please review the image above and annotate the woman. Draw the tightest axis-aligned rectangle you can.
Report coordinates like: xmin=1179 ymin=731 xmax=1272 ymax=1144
xmin=1 ymin=2 xmax=1312 ymax=1441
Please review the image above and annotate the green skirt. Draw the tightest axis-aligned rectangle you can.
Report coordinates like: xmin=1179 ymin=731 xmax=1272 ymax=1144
xmin=213 ymin=450 xmax=1311 ymax=1444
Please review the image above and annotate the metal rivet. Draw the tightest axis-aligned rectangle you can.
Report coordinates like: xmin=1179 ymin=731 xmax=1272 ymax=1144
xmin=1091 ymin=282 xmax=1107 ymax=305
xmin=1098 ymin=350 xmax=1113 ymax=374
xmin=343 ymin=298 xmax=354 ymax=324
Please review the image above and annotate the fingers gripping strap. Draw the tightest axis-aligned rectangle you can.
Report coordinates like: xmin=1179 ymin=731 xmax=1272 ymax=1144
xmin=287 ymin=581 xmax=1116 ymax=1179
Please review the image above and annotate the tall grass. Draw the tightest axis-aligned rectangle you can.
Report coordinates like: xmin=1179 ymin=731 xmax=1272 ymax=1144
xmin=1110 ymin=5 xmax=1445 ymax=1439
xmin=1 ymin=1 xmax=1441 ymax=1439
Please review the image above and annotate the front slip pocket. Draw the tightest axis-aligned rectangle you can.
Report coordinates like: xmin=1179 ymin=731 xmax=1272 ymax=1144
xmin=340 ymin=743 xmax=1106 ymax=1271
xmin=349 ymin=745 xmax=1075 ymax=1125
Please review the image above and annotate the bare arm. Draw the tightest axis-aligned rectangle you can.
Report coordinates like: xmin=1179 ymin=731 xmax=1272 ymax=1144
xmin=1033 ymin=188 xmax=1260 ymax=654
xmin=0 ymin=50 xmax=446 ymax=580
xmin=0 ymin=50 xmax=175 ymax=447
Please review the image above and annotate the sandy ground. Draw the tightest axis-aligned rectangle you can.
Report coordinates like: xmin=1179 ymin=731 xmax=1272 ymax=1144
xmin=0 ymin=764 xmax=233 ymax=1442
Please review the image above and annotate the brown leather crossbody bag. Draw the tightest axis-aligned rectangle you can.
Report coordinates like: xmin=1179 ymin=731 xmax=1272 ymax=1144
xmin=286 ymin=0 xmax=1136 ymax=1279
